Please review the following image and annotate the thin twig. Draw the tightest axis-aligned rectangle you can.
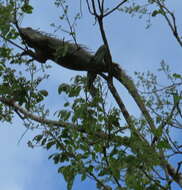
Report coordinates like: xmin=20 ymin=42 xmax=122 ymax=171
xmin=156 ymin=0 xmax=182 ymax=47
xmin=89 ymin=172 xmax=112 ymax=190
xmin=0 ymin=34 xmax=25 ymax=51
xmin=103 ymin=146 xmax=123 ymax=188
xmin=86 ymin=0 xmax=94 ymax=15
xmin=104 ymin=0 xmax=128 ymax=17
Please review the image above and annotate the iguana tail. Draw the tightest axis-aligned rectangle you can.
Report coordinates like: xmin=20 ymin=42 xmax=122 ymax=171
xmin=113 ymin=63 xmax=156 ymax=132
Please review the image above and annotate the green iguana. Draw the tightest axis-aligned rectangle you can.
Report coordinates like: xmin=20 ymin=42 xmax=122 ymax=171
xmin=19 ymin=27 xmax=156 ymax=133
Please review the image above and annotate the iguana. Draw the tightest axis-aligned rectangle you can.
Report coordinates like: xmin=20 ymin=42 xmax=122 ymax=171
xmin=18 ymin=27 xmax=156 ymax=133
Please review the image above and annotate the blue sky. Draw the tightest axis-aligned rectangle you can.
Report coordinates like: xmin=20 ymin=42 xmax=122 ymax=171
xmin=0 ymin=0 xmax=182 ymax=189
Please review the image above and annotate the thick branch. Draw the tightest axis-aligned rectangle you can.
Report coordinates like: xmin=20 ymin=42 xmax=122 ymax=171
xmin=0 ymin=97 xmax=77 ymax=128
xmin=0 ymin=97 xmax=126 ymax=143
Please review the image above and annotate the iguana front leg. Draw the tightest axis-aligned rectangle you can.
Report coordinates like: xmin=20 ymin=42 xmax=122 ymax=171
xmin=92 ymin=45 xmax=107 ymax=65
xmin=87 ymin=45 xmax=107 ymax=97
xmin=21 ymin=48 xmax=48 ymax=63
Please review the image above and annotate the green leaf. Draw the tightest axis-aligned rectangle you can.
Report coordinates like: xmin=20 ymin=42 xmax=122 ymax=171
xmin=41 ymin=138 xmax=47 ymax=146
xmin=173 ymin=93 xmax=181 ymax=105
xmin=0 ymin=47 xmax=11 ymax=58
xmin=58 ymin=166 xmax=75 ymax=190
xmin=33 ymin=134 xmax=43 ymax=142
xmin=21 ymin=4 xmax=33 ymax=14
xmin=46 ymin=141 xmax=55 ymax=150
xmin=53 ymin=154 xmax=60 ymax=164
xmin=58 ymin=83 xmax=69 ymax=94
xmin=58 ymin=110 xmax=71 ymax=120
xmin=151 ymin=10 xmax=159 ymax=17
xmin=157 ymin=139 xmax=171 ymax=149
xmin=173 ymin=73 xmax=181 ymax=79
xmin=152 ymin=9 xmax=165 ymax=17
xmin=64 ymin=102 xmax=70 ymax=107
xmin=68 ymin=86 xmax=81 ymax=97
xmin=81 ymin=173 xmax=86 ymax=181
xmin=39 ymin=90 xmax=48 ymax=97
xmin=154 ymin=127 xmax=163 ymax=137
xmin=87 ymin=165 xmax=94 ymax=173
xmin=98 ymin=168 xmax=110 ymax=176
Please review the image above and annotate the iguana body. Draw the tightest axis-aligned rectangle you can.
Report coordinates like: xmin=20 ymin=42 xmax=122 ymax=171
xmin=19 ymin=27 xmax=108 ymax=72
xmin=19 ymin=27 xmax=156 ymax=132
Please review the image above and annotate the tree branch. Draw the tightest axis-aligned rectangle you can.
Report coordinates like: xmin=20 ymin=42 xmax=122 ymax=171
xmin=0 ymin=96 xmax=129 ymax=144
xmin=156 ymin=0 xmax=182 ymax=47
xmin=0 ymin=96 xmax=77 ymax=128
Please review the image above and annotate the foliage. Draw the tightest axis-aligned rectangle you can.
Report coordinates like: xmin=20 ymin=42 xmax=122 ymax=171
xmin=0 ymin=0 xmax=182 ymax=190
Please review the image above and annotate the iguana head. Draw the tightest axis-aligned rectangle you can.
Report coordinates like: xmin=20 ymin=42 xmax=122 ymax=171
xmin=20 ymin=27 xmax=43 ymax=38
xmin=19 ymin=27 xmax=47 ymax=48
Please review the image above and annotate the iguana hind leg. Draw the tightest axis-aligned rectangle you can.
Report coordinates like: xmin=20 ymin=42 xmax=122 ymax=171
xmin=93 ymin=45 xmax=107 ymax=65
xmin=87 ymin=45 xmax=107 ymax=97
